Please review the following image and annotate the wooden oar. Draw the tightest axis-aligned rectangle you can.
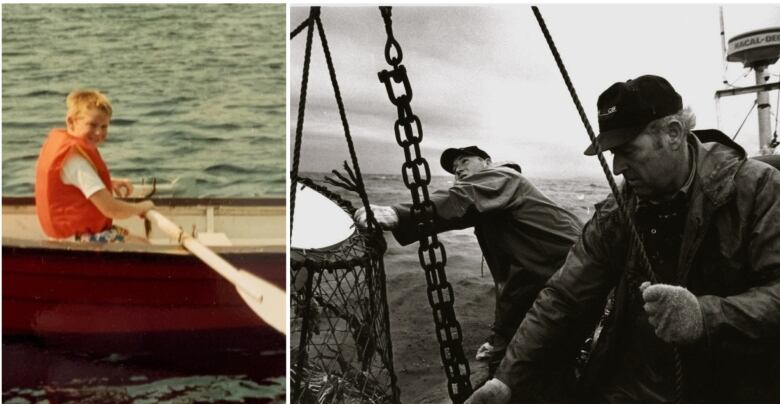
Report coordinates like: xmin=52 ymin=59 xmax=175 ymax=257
xmin=145 ymin=210 xmax=286 ymax=335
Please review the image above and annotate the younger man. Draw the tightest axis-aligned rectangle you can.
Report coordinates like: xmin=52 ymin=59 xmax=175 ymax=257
xmin=35 ymin=90 xmax=154 ymax=242
xmin=355 ymin=146 xmax=583 ymax=377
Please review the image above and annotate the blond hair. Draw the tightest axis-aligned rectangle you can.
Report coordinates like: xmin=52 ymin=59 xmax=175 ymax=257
xmin=66 ymin=90 xmax=113 ymax=121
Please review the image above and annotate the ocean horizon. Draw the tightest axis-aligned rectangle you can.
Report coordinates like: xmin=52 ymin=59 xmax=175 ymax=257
xmin=297 ymin=171 xmax=613 ymax=224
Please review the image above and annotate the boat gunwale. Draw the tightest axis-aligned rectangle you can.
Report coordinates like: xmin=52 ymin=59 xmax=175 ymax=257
xmin=3 ymin=196 xmax=286 ymax=254
xmin=2 ymin=237 xmax=285 ymax=255
xmin=3 ymin=196 xmax=285 ymax=207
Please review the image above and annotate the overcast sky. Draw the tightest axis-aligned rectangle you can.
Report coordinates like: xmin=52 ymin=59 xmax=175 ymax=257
xmin=290 ymin=4 xmax=780 ymax=178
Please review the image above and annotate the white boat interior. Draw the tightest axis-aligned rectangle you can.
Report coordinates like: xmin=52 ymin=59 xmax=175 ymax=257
xmin=3 ymin=198 xmax=285 ymax=252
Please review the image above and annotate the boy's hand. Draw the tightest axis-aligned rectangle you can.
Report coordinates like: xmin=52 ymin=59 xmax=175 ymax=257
xmin=112 ymin=178 xmax=134 ymax=198
xmin=138 ymin=200 xmax=155 ymax=218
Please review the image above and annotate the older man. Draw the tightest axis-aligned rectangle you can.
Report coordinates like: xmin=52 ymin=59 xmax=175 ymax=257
xmin=467 ymin=75 xmax=780 ymax=403
xmin=355 ymin=146 xmax=583 ymax=377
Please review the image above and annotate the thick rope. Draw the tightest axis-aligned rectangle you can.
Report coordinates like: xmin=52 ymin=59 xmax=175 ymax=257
xmin=313 ymin=14 xmax=381 ymax=234
xmin=315 ymin=11 xmax=399 ymax=397
xmin=531 ymin=6 xmax=683 ymax=402
xmin=531 ymin=7 xmax=655 ymax=283
xmin=289 ymin=9 xmax=317 ymax=401
xmin=379 ymin=7 xmax=403 ymax=67
xmin=289 ymin=8 xmax=317 ymax=237
xmin=290 ymin=16 xmax=312 ymax=40
xmin=312 ymin=13 xmax=397 ymax=397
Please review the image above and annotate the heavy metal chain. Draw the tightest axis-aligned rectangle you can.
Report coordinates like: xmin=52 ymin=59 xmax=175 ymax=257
xmin=377 ymin=7 xmax=472 ymax=403
xmin=531 ymin=6 xmax=683 ymax=402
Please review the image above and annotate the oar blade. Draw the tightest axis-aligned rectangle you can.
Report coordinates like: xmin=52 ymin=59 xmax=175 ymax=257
xmin=236 ymin=283 xmax=286 ymax=335
xmin=147 ymin=209 xmax=287 ymax=335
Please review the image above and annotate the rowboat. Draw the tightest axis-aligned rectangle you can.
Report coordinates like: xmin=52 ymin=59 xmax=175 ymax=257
xmin=2 ymin=196 xmax=285 ymax=351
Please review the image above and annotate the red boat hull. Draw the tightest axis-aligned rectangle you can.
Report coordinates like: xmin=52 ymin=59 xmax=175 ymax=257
xmin=3 ymin=243 xmax=285 ymax=337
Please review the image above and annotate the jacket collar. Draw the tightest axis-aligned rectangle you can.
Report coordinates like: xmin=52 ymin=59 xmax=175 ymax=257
xmin=689 ymin=129 xmax=746 ymax=208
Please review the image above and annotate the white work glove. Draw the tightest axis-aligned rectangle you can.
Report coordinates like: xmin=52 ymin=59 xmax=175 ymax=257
xmin=476 ymin=334 xmax=508 ymax=361
xmin=475 ymin=341 xmax=495 ymax=360
xmin=353 ymin=205 xmax=399 ymax=230
xmin=640 ymin=281 xmax=704 ymax=343
xmin=464 ymin=378 xmax=511 ymax=404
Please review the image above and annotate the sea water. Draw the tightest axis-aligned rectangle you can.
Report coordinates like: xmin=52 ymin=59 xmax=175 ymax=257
xmin=293 ymin=172 xmax=611 ymax=402
xmin=2 ymin=4 xmax=285 ymax=198
xmin=2 ymin=4 xmax=286 ymax=403
xmin=298 ymin=172 xmax=610 ymax=223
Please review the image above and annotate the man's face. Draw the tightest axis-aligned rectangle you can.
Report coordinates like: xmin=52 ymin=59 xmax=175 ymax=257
xmin=453 ymin=155 xmax=489 ymax=180
xmin=67 ymin=109 xmax=110 ymax=146
xmin=610 ymin=128 xmax=679 ymax=199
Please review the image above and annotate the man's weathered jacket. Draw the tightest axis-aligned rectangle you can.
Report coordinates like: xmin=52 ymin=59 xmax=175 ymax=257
xmin=392 ymin=164 xmax=583 ymax=341
xmin=495 ymin=130 xmax=780 ymax=403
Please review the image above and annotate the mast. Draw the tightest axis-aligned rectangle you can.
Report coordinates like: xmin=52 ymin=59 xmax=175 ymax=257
xmin=718 ymin=27 xmax=780 ymax=155
xmin=754 ymin=66 xmax=773 ymax=154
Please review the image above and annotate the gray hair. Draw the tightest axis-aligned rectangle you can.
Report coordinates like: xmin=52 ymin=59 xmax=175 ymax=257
xmin=645 ymin=106 xmax=697 ymax=135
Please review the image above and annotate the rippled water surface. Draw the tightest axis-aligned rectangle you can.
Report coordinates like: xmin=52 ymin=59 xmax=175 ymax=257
xmin=3 ymin=4 xmax=286 ymax=197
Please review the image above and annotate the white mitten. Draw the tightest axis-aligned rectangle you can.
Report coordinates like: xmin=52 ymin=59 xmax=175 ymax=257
xmin=464 ymin=378 xmax=511 ymax=404
xmin=476 ymin=341 xmax=494 ymax=360
xmin=353 ymin=205 xmax=398 ymax=230
xmin=640 ymin=281 xmax=704 ymax=343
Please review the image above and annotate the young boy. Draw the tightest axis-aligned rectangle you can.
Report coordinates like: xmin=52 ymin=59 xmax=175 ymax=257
xmin=35 ymin=90 xmax=154 ymax=242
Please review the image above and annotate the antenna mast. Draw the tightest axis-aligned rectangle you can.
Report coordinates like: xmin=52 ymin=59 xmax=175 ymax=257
xmin=717 ymin=26 xmax=780 ymax=155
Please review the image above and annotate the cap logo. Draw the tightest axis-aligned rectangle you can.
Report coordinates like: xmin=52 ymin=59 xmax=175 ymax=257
xmin=599 ymin=105 xmax=617 ymax=117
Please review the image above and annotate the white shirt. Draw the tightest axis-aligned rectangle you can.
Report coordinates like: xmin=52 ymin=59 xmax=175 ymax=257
xmin=60 ymin=154 xmax=106 ymax=198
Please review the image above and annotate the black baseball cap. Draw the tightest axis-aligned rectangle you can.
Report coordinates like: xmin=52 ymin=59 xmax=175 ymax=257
xmin=440 ymin=146 xmax=491 ymax=174
xmin=584 ymin=75 xmax=682 ymax=156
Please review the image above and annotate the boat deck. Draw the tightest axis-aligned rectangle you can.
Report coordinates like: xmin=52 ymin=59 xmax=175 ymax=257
xmin=3 ymin=197 xmax=285 ymax=252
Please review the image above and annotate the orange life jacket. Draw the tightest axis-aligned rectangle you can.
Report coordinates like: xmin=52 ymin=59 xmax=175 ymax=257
xmin=35 ymin=128 xmax=112 ymax=238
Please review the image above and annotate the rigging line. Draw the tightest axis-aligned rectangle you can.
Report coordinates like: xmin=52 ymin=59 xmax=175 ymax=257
xmin=727 ymin=68 xmax=754 ymax=88
xmin=531 ymin=6 xmax=684 ymax=403
xmin=289 ymin=18 xmax=317 ymax=397
xmin=290 ymin=16 xmax=312 ymax=39
xmin=531 ymin=6 xmax=648 ymax=267
xmin=379 ymin=6 xmax=403 ymax=67
xmin=289 ymin=9 xmax=316 ymax=238
xmin=313 ymin=14 xmax=381 ymax=234
xmin=732 ymin=99 xmax=757 ymax=141
xmin=312 ymin=12 xmax=398 ymax=401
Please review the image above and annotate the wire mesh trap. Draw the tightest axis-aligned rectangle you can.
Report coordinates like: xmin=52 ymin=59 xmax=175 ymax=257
xmin=291 ymin=178 xmax=399 ymax=404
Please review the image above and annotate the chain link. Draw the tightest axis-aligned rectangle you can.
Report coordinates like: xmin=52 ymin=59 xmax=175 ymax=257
xmin=378 ymin=7 xmax=472 ymax=403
